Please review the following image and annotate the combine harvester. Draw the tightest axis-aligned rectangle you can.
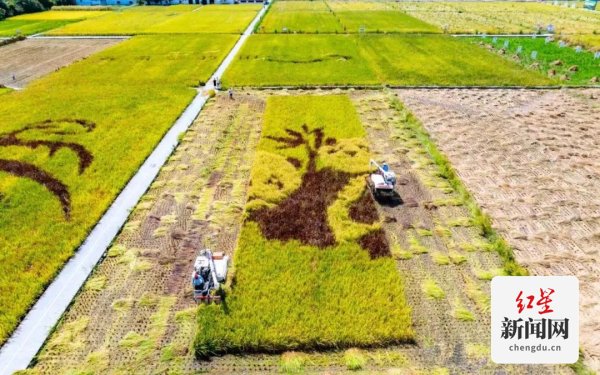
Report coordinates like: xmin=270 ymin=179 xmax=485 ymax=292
xmin=367 ymin=159 xmax=397 ymax=200
xmin=191 ymin=249 xmax=229 ymax=304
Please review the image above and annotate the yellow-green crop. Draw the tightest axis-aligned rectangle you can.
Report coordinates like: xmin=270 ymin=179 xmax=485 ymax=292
xmin=48 ymin=4 xmax=260 ymax=35
xmin=0 ymin=34 xmax=237 ymax=345
xmin=223 ymin=34 xmax=551 ymax=86
xmin=0 ymin=10 xmax=109 ymax=36
xmin=258 ymin=0 xmax=343 ymax=33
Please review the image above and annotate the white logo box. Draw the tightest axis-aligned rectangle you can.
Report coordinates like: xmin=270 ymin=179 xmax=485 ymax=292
xmin=491 ymin=276 xmax=579 ymax=364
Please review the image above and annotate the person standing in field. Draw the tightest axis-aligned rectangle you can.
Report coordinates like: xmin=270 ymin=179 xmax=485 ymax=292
xmin=228 ymin=88 xmax=234 ymax=100
xmin=213 ymin=77 xmax=217 ymax=88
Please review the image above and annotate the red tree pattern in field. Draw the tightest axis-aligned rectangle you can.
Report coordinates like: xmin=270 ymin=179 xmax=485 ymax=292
xmin=250 ymin=125 xmax=390 ymax=258
xmin=0 ymin=119 xmax=95 ymax=219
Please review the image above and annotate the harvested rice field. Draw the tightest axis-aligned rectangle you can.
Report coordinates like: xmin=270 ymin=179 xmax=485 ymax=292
xmin=0 ymin=37 xmax=124 ymax=88
xmin=396 ymin=1 xmax=600 ymax=36
xmin=396 ymin=88 xmax=600 ymax=372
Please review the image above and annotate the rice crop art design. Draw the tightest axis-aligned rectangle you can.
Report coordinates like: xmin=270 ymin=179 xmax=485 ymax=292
xmin=0 ymin=119 xmax=95 ymax=219
xmin=195 ymin=95 xmax=412 ymax=358
xmin=250 ymin=124 xmax=389 ymax=258
xmin=250 ymin=124 xmax=389 ymax=257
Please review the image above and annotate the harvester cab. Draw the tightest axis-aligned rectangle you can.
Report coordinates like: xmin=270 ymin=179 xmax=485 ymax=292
xmin=192 ymin=249 xmax=229 ymax=304
xmin=368 ymin=159 xmax=397 ymax=199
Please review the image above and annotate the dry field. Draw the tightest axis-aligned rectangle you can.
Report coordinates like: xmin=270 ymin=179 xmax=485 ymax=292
xmin=25 ymin=91 xmax=573 ymax=374
xmin=0 ymin=38 xmax=122 ymax=88
xmin=396 ymin=88 xmax=600 ymax=372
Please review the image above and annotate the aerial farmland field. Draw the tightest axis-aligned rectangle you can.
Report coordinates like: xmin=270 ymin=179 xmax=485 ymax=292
xmin=396 ymin=88 xmax=600 ymax=371
xmin=224 ymin=34 xmax=551 ymax=86
xmin=1 ymin=0 xmax=600 ymax=374
xmin=195 ymin=95 xmax=413 ymax=357
xmin=334 ymin=10 xmax=441 ymax=33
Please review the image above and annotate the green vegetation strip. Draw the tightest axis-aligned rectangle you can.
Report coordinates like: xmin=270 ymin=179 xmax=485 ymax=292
xmin=223 ymin=34 xmax=550 ymax=87
xmin=0 ymin=34 xmax=237 ymax=345
xmin=389 ymin=95 xmax=527 ymax=276
xmin=472 ymin=37 xmax=600 ymax=85
xmin=195 ymin=95 xmax=413 ymax=358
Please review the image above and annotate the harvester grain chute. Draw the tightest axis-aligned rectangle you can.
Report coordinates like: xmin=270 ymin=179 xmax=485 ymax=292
xmin=367 ymin=159 xmax=397 ymax=199
xmin=191 ymin=249 xmax=229 ymax=303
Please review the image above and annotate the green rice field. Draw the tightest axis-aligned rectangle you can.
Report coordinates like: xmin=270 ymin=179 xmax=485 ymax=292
xmin=258 ymin=0 xmax=440 ymax=34
xmin=223 ymin=34 xmax=552 ymax=86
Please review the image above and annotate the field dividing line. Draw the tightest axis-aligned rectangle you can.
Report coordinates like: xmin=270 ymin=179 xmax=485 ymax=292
xmin=0 ymin=4 xmax=269 ymax=375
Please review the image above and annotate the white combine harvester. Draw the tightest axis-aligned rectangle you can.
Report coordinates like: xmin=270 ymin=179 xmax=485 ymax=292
xmin=191 ymin=249 xmax=229 ymax=303
xmin=367 ymin=159 xmax=397 ymax=199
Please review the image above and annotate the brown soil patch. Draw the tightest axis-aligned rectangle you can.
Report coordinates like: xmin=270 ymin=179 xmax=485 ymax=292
xmin=0 ymin=38 xmax=123 ymax=89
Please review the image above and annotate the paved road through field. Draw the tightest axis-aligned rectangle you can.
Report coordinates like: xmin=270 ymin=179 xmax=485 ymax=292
xmin=0 ymin=3 xmax=270 ymax=374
